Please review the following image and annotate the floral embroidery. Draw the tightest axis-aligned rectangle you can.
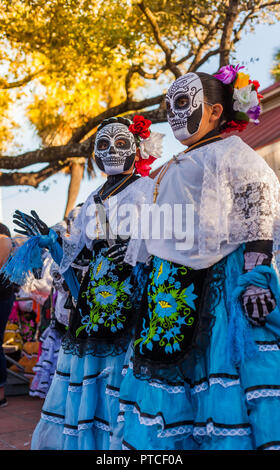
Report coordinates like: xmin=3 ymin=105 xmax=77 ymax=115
xmin=76 ymin=248 xmax=133 ymax=337
xmin=92 ymin=254 xmax=110 ymax=280
xmin=134 ymin=256 xmax=198 ymax=356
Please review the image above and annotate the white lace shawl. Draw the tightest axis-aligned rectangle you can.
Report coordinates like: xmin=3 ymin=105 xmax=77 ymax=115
xmin=199 ymin=135 xmax=280 ymax=254
xmin=145 ymin=135 xmax=280 ymax=269
xmin=59 ymin=176 xmax=154 ymax=273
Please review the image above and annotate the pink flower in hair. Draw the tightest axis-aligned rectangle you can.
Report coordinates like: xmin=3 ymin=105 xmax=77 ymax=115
xmin=214 ymin=64 xmax=244 ymax=85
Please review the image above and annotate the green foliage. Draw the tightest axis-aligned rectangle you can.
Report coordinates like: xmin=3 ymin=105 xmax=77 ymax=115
xmin=0 ymin=0 xmax=279 ymax=154
xmin=271 ymin=49 xmax=280 ymax=82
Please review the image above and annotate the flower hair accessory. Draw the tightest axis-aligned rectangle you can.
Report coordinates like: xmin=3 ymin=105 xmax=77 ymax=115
xmin=213 ymin=64 xmax=263 ymax=133
xmin=128 ymin=115 xmax=164 ymax=176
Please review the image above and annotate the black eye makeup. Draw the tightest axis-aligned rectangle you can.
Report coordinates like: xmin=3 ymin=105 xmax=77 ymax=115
xmin=115 ymin=138 xmax=130 ymax=149
xmin=97 ymin=138 xmax=110 ymax=150
xmin=174 ymin=94 xmax=190 ymax=109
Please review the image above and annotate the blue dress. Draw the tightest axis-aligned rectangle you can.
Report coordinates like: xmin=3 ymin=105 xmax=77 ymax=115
xmin=31 ymin=245 xmax=280 ymax=450
xmin=31 ymin=244 xmax=148 ymax=450
xmin=110 ymin=247 xmax=280 ymax=451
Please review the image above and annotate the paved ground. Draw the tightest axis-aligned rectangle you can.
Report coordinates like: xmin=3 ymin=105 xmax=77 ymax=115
xmin=0 ymin=395 xmax=44 ymax=450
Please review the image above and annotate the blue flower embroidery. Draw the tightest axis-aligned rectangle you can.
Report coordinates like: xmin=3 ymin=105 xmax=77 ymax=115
xmin=122 ymin=278 xmax=133 ymax=295
xmin=95 ymin=285 xmax=117 ymax=305
xmin=183 ymin=283 xmax=197 ymax=311
xmin=92 ymin=255 xmax=111 ymax=280
xmin=155 ymin=292 xmax=178 ymax=318
xmin=134 ymin=257 xmax=198 ymax=357
xmin=153 ymin=257 xmax=172 ymax=286
xmin=81 ymin=315 xmax=94 ymax=334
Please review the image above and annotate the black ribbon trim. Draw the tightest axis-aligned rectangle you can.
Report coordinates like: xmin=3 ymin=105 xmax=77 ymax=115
xmin=257 ymin=440 xmax=280 ymax=450
xmin=245 ymin=384 xmax=280 ymax=393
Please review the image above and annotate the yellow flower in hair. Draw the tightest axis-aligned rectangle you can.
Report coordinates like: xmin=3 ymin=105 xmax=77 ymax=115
xmin=234 ymin=72 xmax=250 ymax=89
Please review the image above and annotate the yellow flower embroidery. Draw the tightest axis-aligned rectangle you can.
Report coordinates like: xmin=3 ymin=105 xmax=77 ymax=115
xmin=158 ymin=300 xmax=172 ymax=309
xmin=100 ymin=291 xmax=112 ymax=299
xmin=96 ymin=260 xmax=103 ymax=275
xmin=157 ymin=262 xmax=163 ymax=280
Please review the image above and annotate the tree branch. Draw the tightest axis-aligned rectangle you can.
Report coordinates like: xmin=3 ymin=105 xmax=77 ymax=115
xmin=137 ymin=0 xmax=181 ymax=78
xmin=0 ymin=140 xmax=93 ymax=170
xmin=68 ymin=93 xmax=164 ymax=144
xmin=0 ymin=160 xmax=69 ymax=187
xmin=0 ymin=68 xmax=46 ymax=90
xmin=219 ymin=0 xmax=240 ymax=67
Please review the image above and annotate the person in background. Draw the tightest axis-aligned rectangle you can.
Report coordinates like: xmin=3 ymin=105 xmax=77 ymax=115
xmin=0 ymin=223 xmax=17 ymax=408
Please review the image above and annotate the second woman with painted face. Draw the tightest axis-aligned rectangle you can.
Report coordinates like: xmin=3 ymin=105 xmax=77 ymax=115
xmin=115 ymin=69 xmax=280 ymax=451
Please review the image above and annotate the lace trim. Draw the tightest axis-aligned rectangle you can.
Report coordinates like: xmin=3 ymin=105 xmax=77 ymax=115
xmin=149 ymin=382 xmax=185 ymax=394
xmin=121 ymin=362 xmax=132 ymax=376
xmin=119 ymin=400 xmax=193 ymax=438
xmin=193 ymin=419 xmax=251 ymax=437
xmin=258 ymin=441 xmax=280 ymax=450
xmin=121 ymin=361 xmax=186 ymax=393
xmin=198 ymin=136 xmax=280 ymax=255
xmin=191 ymin=376 xmax=240 ymax=394
xmin=246 ymin=387 xmax=280 ymax=401
xmin=55 ymin=367 xmax=112 ymax=388
xmin=41 ymin=412 xmax=64 ymax=425
xmin=41 ymin=411 xmax=110 ymax=433
xmin=256 ymin=341 xmax=280 ymax=352
xmin=61 ymin=331 xmax=131 ymax=358
xmin=158 ymin=426 xmax=193 ymax=438
xmin=105 ymin=386 xmax=120 ymax=398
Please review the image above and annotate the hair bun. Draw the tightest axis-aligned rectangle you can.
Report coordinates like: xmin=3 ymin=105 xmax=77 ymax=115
xmin=97 ymin=116 xmax=132 ymax=133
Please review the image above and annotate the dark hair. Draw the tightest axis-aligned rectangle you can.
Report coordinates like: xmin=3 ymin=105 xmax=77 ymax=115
xmin=0 ymin=223 xmax=11 ymax=238
xmin=97 ymin=116 xmax=132 ymax=133
xmin=196 ymin=72 xmax=235 ymax=131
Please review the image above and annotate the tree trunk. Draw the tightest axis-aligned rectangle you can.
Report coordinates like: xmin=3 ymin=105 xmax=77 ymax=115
xmin=219 ymin=0 xmax=240 ymax=67
xmin=63 ymin=158 xmax=85 ymax=219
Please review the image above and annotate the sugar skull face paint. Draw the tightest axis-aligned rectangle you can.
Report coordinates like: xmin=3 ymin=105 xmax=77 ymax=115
xmin=94 ymin=123 xmax=137 ymax=175
xmin=166 ymin=73 xmax=204 ymax=142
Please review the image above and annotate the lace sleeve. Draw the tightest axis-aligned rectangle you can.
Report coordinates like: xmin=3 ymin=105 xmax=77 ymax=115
xmin=227 ymin=181 xmax=277 ymax=244
xmin=199 ymin=136 xmax=280 ymax=255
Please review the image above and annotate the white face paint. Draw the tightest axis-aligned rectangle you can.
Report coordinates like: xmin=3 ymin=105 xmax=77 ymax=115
xmin=94 ymin=123 xmax=137 ymax=175
xmin=166 ymin=73 xmax=204 ymax=142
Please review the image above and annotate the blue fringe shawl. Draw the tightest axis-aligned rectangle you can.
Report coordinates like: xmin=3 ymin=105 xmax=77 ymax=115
xmin=1 ymin=229 xmax=80 ymax=301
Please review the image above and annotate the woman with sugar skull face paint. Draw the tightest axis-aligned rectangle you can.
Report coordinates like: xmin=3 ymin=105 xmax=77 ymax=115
xmin=0 ymin=116 xmax=163 ymax=450
xmin=1 ymin=115 xmax=163 ymax=450
xmin=115 ymin=68 xmax=280 ymax=451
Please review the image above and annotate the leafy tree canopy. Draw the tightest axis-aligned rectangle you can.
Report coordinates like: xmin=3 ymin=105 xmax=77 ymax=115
xmin=0 ymin=0 xmax=279 ymax=214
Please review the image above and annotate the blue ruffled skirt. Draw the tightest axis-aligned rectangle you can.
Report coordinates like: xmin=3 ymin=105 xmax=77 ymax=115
xmin=31 ymin=247 xmax=280 ymax=450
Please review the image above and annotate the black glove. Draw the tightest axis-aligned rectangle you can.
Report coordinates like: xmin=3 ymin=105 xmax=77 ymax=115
xmin=105 ymin=236 xmax=130 ymax=264
xmin=242 ymin=241 xmax=276 ymax=326
xmin=13 ymin=210 xmax=49 ymax=237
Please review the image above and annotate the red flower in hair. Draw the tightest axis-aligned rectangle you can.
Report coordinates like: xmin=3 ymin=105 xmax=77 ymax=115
xmin=135 ymin=155 xmax=156 ymax=177
xmin=128 ymin=115 xmax=152 ymax=139
xmin=249 ymin=79 xmax=260 ymax=91
xmin=249 ymin=80 xmax=263 ymax=103
xmin=222 ymin=120 xmax=249 ymax=133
